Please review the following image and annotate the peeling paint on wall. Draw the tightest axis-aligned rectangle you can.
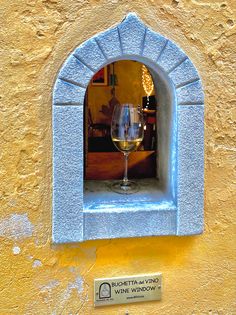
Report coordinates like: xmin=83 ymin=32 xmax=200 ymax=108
xmin=0 ymin=0 xmax=235 ymax=313
xmin=63 ymin=275 xmax=84 ymax=300
xmin=32 ymin=259 xmax=43 ymax=268
xmin=0 ymin=214 xmax=33 ymax=240
xmin=39 ymin=280 xmax=60 ymax=292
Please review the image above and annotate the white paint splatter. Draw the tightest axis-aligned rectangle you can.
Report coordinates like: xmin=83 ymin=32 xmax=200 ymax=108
xmin=12 ymin=246 xmax=21 ymax=255
xmin=69 ymin=267 xmax=76 ymax=273
xmin=0 ymin=213 xmax=33 ymax=240
xmin=40 ymin=280 xmax=60 ymax=292
xmin=32 ymin=259 xmax=42 ymax=268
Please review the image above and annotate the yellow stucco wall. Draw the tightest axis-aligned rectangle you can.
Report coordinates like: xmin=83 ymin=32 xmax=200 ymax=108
xmin=0 ymin=1 xmax=235 ymax=314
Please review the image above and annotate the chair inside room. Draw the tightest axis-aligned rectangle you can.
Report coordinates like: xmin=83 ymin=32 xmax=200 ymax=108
xmin=88 ymin=108 xmax=110 ymax=137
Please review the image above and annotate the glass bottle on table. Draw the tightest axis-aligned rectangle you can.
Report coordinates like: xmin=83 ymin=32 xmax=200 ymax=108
xmin=111 ymin=103 xmax=144 ymax=194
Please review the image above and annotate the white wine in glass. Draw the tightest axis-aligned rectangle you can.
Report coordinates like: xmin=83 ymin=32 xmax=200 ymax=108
xmin=111 ymin=103 xmax=144 ymax=194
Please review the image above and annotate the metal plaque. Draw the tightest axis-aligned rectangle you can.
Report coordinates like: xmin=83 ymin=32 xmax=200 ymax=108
xmin=94 ymin=273 xmax=162 ymax=307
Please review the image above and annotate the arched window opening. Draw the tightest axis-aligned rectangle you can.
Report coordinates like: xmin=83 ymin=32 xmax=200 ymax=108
xmin=83 ymin=58 xmax=176 ymax=210
xmin=52 ymin=13 xmax=204 ymax=243
xmin=84 ymin=60 xmax=157 ymax=179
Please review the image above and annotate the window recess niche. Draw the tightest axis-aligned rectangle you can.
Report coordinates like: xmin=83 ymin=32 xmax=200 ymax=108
xmin=52 ymin=13 xmax=204 ymax=243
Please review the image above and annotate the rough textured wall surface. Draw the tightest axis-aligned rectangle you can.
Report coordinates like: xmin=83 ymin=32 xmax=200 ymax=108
xmin=0 ymin=0 xmax=235 ymax=314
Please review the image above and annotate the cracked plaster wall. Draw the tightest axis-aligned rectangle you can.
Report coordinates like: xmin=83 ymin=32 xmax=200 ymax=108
xmin=0 ymin=0 xmax=235 ymax=314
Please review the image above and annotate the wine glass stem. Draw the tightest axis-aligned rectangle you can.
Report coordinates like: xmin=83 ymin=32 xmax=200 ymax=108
xmin=123 ymin=152 xmax=129 ymax=186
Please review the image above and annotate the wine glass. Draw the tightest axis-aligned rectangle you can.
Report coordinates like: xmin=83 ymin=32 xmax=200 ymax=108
xmin=111 ymin=103 xmax=144 ymax=194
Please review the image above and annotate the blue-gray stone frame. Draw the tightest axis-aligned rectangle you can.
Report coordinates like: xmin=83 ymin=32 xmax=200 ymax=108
xmin=52 ymin=13 xmax=204 ymax=243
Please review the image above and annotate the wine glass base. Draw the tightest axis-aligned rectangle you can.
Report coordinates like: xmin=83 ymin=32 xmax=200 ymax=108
xmin=111 ymin=181 xmax=139 ymax=194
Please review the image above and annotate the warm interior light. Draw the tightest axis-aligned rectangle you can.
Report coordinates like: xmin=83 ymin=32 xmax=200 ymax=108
xmin=85 ymin=60 xmax=157 ymax=180
xmin=142 ymin=65 xmax=154 ymax=97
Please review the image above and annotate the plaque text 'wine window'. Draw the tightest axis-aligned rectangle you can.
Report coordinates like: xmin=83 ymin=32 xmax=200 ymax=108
xmin=52 ymin=13 xmax=204 ymax=243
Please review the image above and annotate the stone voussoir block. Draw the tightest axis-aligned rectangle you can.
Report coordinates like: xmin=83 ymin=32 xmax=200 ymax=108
xmin=96 ymin=27 xmax=122 ymax=59
xmin=168 ymin=58 xmax=200 ymax=88
xmin=59 ymin=55 xmax=94 ymax=88
xmin=157 ymin=40 xmax=186 ymax=73
xmin=74 ymin=38 xmax=107 ymax=72
xmin=142 ymin=28 xmax=167 ymax=62
xmin=53 ymin=78 xmax=86 ymax=105
xmin=118 ymin=12 xmax=146 ymax=55
xmin=177 ymin=80 xmax=204 ymax=105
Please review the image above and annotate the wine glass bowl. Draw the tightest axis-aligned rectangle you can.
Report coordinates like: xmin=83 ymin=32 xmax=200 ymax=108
xmin=111 ymin=103 xmax=144 ymax=194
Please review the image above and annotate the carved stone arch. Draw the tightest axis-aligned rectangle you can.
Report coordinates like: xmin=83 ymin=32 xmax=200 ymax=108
xmin=53 ymin=13 xmax=204 ymax=243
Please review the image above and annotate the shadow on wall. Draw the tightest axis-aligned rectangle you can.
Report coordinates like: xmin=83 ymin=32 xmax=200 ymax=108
xmin=52 ymin=236 xmax=199 ymax=267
